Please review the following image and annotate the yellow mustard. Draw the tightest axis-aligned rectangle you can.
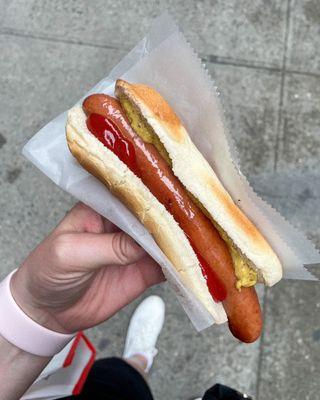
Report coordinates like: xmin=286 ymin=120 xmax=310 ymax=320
xmin=119 ymin=95 xmax=257 ymax=290
xmin=120 ymin=96 xmax=171 ymax=164
xmin=195 ymin=200 xmax=258 ymax=290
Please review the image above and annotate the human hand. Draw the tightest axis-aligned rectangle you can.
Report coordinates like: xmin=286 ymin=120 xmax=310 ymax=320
xmin=11 ymin=203 xmax=164 ymax=334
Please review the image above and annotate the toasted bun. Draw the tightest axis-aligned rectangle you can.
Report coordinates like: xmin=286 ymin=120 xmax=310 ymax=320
xmin=115 ymin=79 xmax=282 ymax=286
xmin=66 ymin=105 xmax=227 ymax=324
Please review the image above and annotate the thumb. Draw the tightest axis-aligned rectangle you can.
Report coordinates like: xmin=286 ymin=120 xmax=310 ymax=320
xmin=61 ymin=231 xmax=146 ymax=270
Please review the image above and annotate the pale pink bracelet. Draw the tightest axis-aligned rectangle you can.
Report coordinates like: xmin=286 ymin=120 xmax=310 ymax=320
xmin=0 ymin=270 xmax=76 ymax=357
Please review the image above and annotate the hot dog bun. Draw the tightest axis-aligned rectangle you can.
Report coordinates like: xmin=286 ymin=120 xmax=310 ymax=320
xmin=115 ymin=79 xmax=282 ymax=287
xmin=66 ymin=105 xmax=227 ymax=324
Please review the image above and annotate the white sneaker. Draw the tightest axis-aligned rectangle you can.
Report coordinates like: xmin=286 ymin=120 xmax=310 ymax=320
xmin=123 ymin=295 xmax=165 ymax=372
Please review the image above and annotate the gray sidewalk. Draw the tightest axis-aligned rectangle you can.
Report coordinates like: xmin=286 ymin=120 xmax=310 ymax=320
xmin=0 ymin=1 xmax=319 ymax=399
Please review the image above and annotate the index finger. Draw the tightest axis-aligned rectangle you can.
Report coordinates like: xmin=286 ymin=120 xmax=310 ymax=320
xmin=55 ymin=202 xmax=105 ymax=234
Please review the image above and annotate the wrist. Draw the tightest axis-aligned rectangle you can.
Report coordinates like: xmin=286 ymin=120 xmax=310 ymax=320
xmin=0 ymin=331 xmax=51 ymax=362
xmin=0 ymin=333 xmax=51 ymax=400
xmin=11 ymin=269 xmax=70 ymax=334
xmin=0 ymin=270 xmax=75 ymax=357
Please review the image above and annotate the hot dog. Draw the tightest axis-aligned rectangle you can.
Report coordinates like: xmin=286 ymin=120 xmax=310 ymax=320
xmin=83 ymin=94 xmax=262 ymax=342
xmin=66 ymin=80 xmax=283 ymax=342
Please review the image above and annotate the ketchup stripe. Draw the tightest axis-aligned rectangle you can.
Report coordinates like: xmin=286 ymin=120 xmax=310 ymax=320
xmin=86 ymin=112 xmax=227 ymax=303
xmin=86 ymin=113 xmax=139 ymax=176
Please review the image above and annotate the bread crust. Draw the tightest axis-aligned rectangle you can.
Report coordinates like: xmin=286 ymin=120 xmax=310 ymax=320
xmin=117 ymin=80 xmax=183 ymax=141
xmin=115 ymin=79 xmax=282 ymax=286
xmin=66 ymin=105 xmax=227 ymax=323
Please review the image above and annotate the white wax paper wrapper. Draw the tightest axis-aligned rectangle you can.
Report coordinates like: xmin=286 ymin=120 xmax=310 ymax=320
xmin=22 ymin=13 xmax=320 ymax=331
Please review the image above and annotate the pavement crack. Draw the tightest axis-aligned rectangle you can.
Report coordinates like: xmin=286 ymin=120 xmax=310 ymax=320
xmin=273 ymin=0 xmax=292 ymax=172
xmin=0 ymin=27 xmax=122 ymax=51
xmin=0 ymin=133 xmax=7 ymax=148
xmin=203 ymin=54 xmax=281 ymax=73
xmin=203 ymin=52 xmax=319 ymax=79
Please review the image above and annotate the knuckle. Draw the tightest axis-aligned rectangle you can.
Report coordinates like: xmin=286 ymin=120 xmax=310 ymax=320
xmin=69 ymin=202 xmax=87 ymax=217
xmin=51 ymin=234 xmax=73 ymax=264
xmin=111 ymin=232 xmax=132 ymax=265
xmin=73 ymin=202 xmax=86 ymax=211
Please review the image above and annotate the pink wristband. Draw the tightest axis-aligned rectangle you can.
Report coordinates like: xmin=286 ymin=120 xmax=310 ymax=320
xmin=0 ymin=270 xmax=76 ymax=357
